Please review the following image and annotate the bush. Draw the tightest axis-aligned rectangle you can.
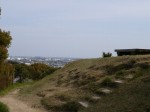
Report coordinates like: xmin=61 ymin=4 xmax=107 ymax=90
xmin=102 ymin=52 xmax=112 ymax=58
xmin=103 ymin=59 xmax=136 ymax=75
xmin=14 ymin=64 xmax=30 ymax=82
xmin=0 ymin=29 xmax=12 ymax=63
xmin=29 ymin=63 xmax=57 ymax=80
xmin=61 ymin=101 xmax=80 ymax=112
xmin=41 ymin=97 xmax=80 ymax=112
xmin=11 ymin=62 xmax=58 ymax=81
xmin=0 ymin=102 xmax=9 ymax=112
xmin=115 ymin=70 xmax=125 ymax=79
xmin=101 ymin=77 xmax=117 ymax=88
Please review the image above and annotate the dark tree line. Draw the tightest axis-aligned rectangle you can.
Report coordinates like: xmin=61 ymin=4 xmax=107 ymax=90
xmin=9 ymin=61 xmax=58 ymax=82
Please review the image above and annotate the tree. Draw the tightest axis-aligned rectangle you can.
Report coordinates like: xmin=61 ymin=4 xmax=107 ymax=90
xmin=29 ymin=63 xmax=57 ymax=80
xmin=14 ymin=64 xmax=30 ymax=82
xmin=0 ymin=10 xmax=14 ymax=88
xmin=0 ymin=29 xmax=12 ymax=63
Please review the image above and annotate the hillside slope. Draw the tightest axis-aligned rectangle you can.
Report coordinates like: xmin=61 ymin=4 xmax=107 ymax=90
xmin=18 ymin=55 xmax=150 ymax=112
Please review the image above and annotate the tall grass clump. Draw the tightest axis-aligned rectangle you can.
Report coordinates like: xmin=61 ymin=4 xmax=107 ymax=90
xmin=0 ymin=102 xmax=9 ymax=112
xmin=101 ymin=77 xmax=117 ymax=88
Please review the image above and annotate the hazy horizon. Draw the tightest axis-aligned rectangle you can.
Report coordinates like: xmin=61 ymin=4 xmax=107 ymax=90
xmin=1 ymin=0 xmax=150 ymax=58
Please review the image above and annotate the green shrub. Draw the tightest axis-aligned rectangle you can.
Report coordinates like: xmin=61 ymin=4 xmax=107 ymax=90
xmin=41 ymin=98 xmax=80 ymax=112
xmin=29 ymin=63 xmax=57 ymax=80
xmin=12 ymin=62 xmax=58 ymax=81
xmin=133 ymin=69 xmax=143 ymax=79
xmin=137 ymin=63 xmax=150 ymax=70
xmin=85 ymin=82 xmax=99 ymax=92
xmin=0 ymin=102 xmax=9 ymax=112
xmin=13 ymin=64 xmax=30 ymax=82
xmin=56 ymin=94 xmax=71 ymax=102
xmin=115 ymin=70 xmax=125 ymax=79
xmin=103 ymin=59 xmax=136 ymax=75
xmin=101 ymin=77 xmax=117 ymax=88
xmin=102 ymin=52 xmax=112 ymax=58
xmin=61 ymin=101 xmax=80 ymax=112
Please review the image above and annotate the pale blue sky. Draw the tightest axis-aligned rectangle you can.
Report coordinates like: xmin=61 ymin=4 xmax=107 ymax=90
xmin=0 ymin=0 xmax=150 ymax=58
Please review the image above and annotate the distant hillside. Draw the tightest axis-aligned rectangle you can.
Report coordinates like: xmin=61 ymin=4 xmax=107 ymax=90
xmin=18 ymin=55 xmax=150 ymax=112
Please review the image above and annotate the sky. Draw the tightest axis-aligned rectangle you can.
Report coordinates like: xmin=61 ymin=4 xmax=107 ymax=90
xmin=0 ymin=0 xmax=150 ymax=58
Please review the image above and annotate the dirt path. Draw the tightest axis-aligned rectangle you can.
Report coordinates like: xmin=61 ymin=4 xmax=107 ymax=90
xmin=0 ymin=89 xmax=46 ymax=112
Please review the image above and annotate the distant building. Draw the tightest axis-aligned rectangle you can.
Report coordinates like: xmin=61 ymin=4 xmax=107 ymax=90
xmin=115 ymin=49 xmax=150 ymax=56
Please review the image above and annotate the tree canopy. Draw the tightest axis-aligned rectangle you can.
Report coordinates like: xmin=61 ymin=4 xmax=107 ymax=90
xmin=0 ymin=29 xmax=12 ymax=63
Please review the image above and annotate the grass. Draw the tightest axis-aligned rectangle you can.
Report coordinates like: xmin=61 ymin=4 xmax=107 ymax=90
xmin=0 ymin=81 xmax=35 ymax=96
xmin=41 ymin=98 xmax=80 ymax=112
xmin=81 ymin=75 xmax=150 ymax=112
xmin=101 ymin=77 xmax=117 ymax=88
xmin=17 ymin=55 xmax=150 ymax=112
xmin=0 ymin=102 xmax=9 ymax=112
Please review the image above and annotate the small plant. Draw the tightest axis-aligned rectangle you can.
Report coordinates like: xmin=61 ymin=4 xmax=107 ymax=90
xmin=41 ymin=98 xmax=80 ymax=112
xmin=102 ymin=52 xmax=112 ymax=58
xmin=61 ymin=101 xmax=80 ymax=112
xmin=101 ymin=77 xmax=117 ymax=88
xmin=56 ymin=94 xmax=71 ymax=102
xmin=0 ymin=102 xmax=9 ymax=112
xmin=115 ymin=70 xmax=125 ymax=79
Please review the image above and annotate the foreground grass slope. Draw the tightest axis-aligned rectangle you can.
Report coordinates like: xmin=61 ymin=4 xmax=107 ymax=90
xmin=81 ymin=75 xmax=150 ymax=112
xmin=19 ymin=55 xmax=150 ymax=112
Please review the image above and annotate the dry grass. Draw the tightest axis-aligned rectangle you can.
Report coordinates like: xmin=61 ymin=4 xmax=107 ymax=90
xmin=18 ymin=55 xmax=150 ymax=112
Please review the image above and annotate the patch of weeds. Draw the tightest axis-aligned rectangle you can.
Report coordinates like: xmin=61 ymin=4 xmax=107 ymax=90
xmin=95 ymin=89 xmax=107 ymax=96
xmin=136 ymin=63 xmax=150 ymax=70
xmin=132 ymin=68 xmax=144 ymax=79
xmin=125 ymin=59 xmax=136 ymax=67
xmin=77 ymin=80 xmax=91 ymax=86
xmin=86 ymin=76 xmax=96 ymax=81
xmin=0 ymin=82 xmax=35 ymax=96
xmin=68 ymin=69 xmax=78 ymax=74
xmin=141 ymin=76 xmax=150 ymax=83
xmin=103 ymin=59 xmax=136 ymax=75
xmin=36 ymin=92 xmax=45 ymax=97
xmin=41 ymin=98 xmax=64 ymax=111
xmin=61 ymin=101 xmax=80 ymax=112
xmin=86 ymin=82 xmax=99 ymax=92
xmin=41 ymin=98 xmax=80 ymax=112
xmin=102 ymin=64 xmax=115 ymax=75
xmin=81 ymin=95 xmax=99 ymax=103
xmin=0 ymin=102 xmax=9 ymax=112
xmin=115 ymin=70 xmax=125 ymax=79
xmin=56 ymin=94 xmax=71 ymax=102
xmin=69 ymin=74 xmax=80 ymax=80
xmin=115 ymin=60 xmax=136 ymax=71
xmin=81 ymin=95 xmax=91 ymax=101
xmin=88 ymin=65 xmax=95 ymax=70
xmin=101 ymin=77 xmax=117 ymax=88
xmin=56 ymin=79 xmax=67 ymax=86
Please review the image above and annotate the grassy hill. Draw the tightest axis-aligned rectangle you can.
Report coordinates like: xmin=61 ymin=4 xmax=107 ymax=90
xmin=18 ymin=55 xmax=150 ymax=112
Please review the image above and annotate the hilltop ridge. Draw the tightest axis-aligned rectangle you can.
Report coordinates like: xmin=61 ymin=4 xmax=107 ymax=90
xmin=18 ymin=55 xmax=150 ymax=112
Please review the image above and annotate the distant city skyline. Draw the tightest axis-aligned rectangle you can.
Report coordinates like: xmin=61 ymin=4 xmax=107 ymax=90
xmin=1 ymin=0 xmax=150 ymax=58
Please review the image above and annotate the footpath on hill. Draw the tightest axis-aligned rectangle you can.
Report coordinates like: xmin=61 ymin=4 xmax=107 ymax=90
xmin=0 ymin=89 xmax=46 ymax=112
